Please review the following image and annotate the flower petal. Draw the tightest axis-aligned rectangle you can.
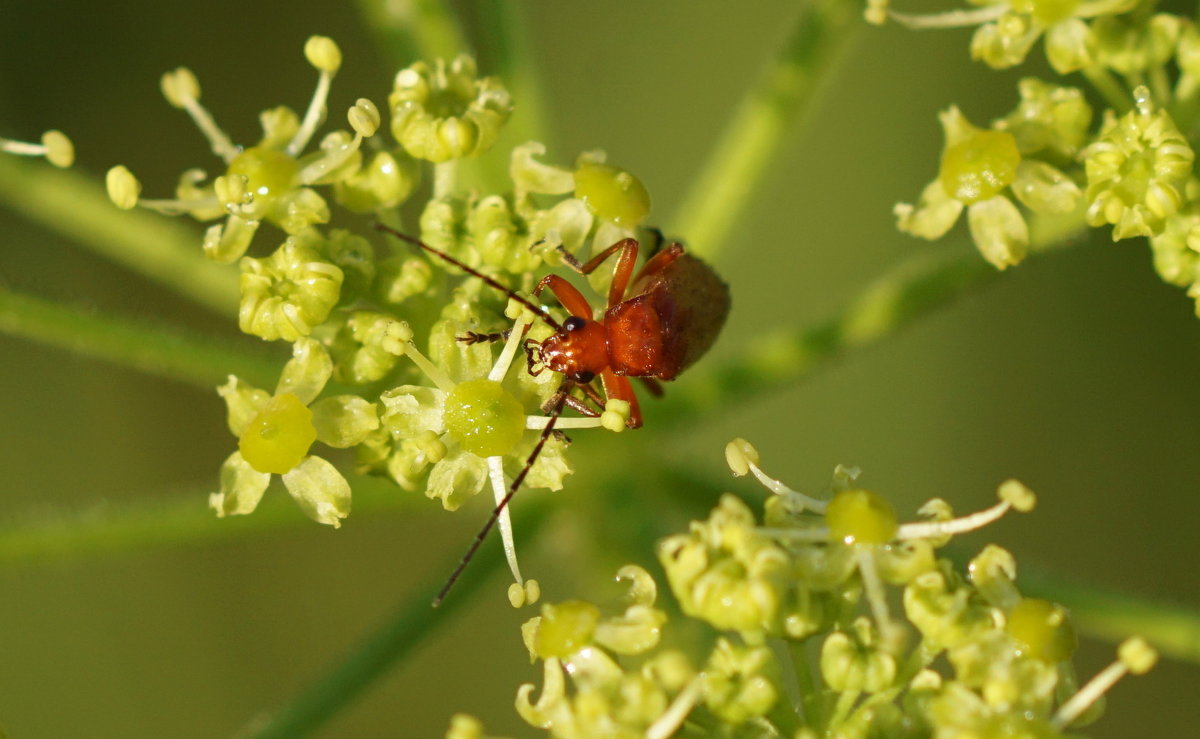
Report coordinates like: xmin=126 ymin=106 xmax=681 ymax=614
xmin=426 ymin=449 xmax=488 ymax=511
xmin=282 ymin=455 xmax=351 ymax=527
xmin=967 ymin=196 xmax=1029 ymax=269
xmin=216 ymin=375 xmax=270 ymax=437
xmin=275 ymin=337 xmax=333 ymax=404
xmin=210 ymin=451 xmax=271 ymax=517
xmin=311 ymin=394 xmax=380 ymax=448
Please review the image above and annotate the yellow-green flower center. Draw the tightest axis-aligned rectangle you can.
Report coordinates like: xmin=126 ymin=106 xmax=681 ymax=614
xmin=826 ymin=489 xmax=899 ymax=545
xmin=939 ymin=130 xmax=1020 ymax=204
xmin=1114 ymin=151 xmax=1154 ymax=203
xmin=573 ymin=162 xmax=651 ymax=226
xmin=239 ymin=393 xmax=318 ymax=474
xmin=443 ymin=378 xmax=524 ymax=457
xmin=533 ymin=600 xmax=600 ymax=659
xmin=227 ymin=146 xmax=298 ymax=211
xmin=1006 ymin=597 xmax=1077 ymax=663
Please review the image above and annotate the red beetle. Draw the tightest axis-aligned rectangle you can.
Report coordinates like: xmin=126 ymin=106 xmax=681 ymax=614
xmin=525 ymin=237 xmax=729 ymax=427
xmin=380 ymin=226 xmax=730 ymax=428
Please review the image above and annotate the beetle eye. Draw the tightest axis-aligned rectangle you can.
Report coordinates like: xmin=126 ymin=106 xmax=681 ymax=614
xmin=574 ymin=371 xmax=595 ymax=384
xmin=563 ymin=316 xmax=586 ymax=332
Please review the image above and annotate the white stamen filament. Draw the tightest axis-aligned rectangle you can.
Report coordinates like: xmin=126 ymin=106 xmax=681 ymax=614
xmin=760 ymin=526 xmax=830 ymax=543
xmin=402 ymin=341 xmax=456 ymax=393
xmin=1052 ymin=660 xmax=1127 ymax=729
xmin=888 ymin=5 xmax=1006 ymax=29
xmin=136 ymin=196 xmax=219 ymax=216
xmin=0 ymin=138 xmax=46 ymax=156
xmin=488 ymin=455 xmax=524 ymax=586
xmin=526 ymin=416 xmax=603 ymax=429
xmin=288 ymin=70 xmax=333 ymax=157
xmin=489 ymin=312 xmax=534 ymax=382
xmin=897 ymin=499 xmax=1011 ymax=540
xmin=180 ymin=96 xmax=239 ymax=163
xmin=646 ymin=676 xmax=703 ymax=739
xmin=295 ymin=133 xmax=360 ymax=184
xmin=749 ymin=461 xmax=829 ymax=513
xmin=857 ymin=548 xmax=903 ymax=649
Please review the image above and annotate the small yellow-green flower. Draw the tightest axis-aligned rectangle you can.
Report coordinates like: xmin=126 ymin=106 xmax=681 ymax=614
xmin=389 ymin=55 xmax=513 ymax=163
xmin=897 ymin=103 xmax=1083 ymax=269
xmin=106 ymin=36 xmax=415 ymax=263
xmin=1082 ymin=86 xmax=1195 ymax=241
xmin=210 ymin=337 xmax=378 ymax=527
xmin=656 ymin=494 xmax=792 ymax=635
xmin=516 ymin=565 xmax=695 ymax=739
xmin=239 ymin=229 xmax=344 ymax=342
xmin=374 ymin=296 xmax=619 ymax=594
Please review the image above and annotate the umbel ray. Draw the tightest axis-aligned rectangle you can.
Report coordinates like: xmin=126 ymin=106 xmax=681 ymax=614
xmin=376 ymin=224 xmax=730 ymax=606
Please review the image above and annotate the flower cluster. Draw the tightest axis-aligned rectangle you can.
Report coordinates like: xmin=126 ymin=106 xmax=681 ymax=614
xmin=883 ymin=0 xmax=1200 ymax=315
xmin=495 ymin=440 xmax=1157 ymax=737
xmin=105 ymin=37 xmax=660 ymax=598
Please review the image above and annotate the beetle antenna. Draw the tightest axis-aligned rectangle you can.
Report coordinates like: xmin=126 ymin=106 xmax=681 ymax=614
xmin=375 ymin=224 xmax=564 ymax=333
xmin=431 ymin=388 xmax=567 ymax=608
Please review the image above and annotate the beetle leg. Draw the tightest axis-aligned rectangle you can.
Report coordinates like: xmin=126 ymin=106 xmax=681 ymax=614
xmin=601 ymin=368 xmax=642 ymax=429
xmin=564 ymin=238 xmax=641 ymax=307
xmin=560 ymin=394 xmax=601 ymax=417
xmin=630 ymin=242 xmax=684 ymax=285
xmin=541 ymin=379 xmax=605 ymax=417
xmin=637 ymin=376 xmax=665 ymax=398
xmin=577 ymin=380 xmax=608 ymax=411
xmin=533 ymin=273 xmax=595 ymax=319
xmin=643 ymin=227 xmax=667 ymax=257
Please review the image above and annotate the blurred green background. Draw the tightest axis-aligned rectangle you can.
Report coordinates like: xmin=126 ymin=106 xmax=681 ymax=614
xmin=1 ymin=1 xmax=1198 ymax=736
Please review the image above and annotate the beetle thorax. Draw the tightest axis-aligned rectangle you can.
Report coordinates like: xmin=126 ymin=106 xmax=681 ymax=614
xmin=535 ymin=318 xmax=609 ymax=383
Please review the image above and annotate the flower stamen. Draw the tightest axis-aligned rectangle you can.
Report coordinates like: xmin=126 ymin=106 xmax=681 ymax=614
xmin=0 ymin=130 xmax=74 ymax=168
xmin=1051 ymin=637 xmax=1158 ymax=729
xmin=288 ymin=36 xmax=342 ymax=157
xmin=161 ymin=67 xmax=238 ymax=163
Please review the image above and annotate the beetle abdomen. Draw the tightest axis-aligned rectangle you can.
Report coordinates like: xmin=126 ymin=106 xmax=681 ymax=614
xmin=623 ymin=252 xmax=730 ymax=380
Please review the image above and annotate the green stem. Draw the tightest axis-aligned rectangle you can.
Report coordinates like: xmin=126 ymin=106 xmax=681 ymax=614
xmin=668 ymin=0 xmax=860 ymax=259
xmin=0 ymin=157 xmax=237 ymax=315
xmin=0 ymin=286 xmax=278 ymax=389
xmin=354 ymin=0 xmax=470 ymax=67
xmin=664 ymin=214 xmax=1087 ymax=423
xmin=478 ymin=0 xmax=550 ymax=148
xmin=1082 ymin=66 xmax=1131 ymax=114
xmin=0 ymin=475 xmax=421 ymax=567
xmin=242 ymin=498 xmax=550 ymax=739
xmin=661 ymin=247 xmax=998 ymax=422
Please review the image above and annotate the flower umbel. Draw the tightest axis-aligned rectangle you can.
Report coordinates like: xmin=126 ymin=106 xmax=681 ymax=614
xmin=500 ymin=438 xmax=1163 ymax=738
xmin=105 ymin=36 xmax=665 ymax=555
